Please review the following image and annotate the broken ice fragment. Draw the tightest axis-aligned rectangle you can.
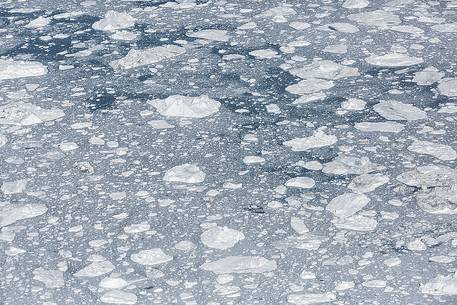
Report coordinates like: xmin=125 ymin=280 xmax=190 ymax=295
xmin=0 ymin=60 xmax=47 ymax=80
xmin=285 ymin=177 xmax=316 ymax=189
xmin=201 ymin=256 xmax=277 ymax=274
xmin=437 ymin=78 xmax=457 ymax=97
xmin=326 ymin=193 xmax=370 ymax=218
xmin=407 ymin=140 xmax=457 ymax=161
xmin=421 ymin=272 xmax=457 ymax=295
xmin=373 ymin=100 xmax=427 ymax=121
xmin=284 ymin=130 xmax=337 ymax=151
xmin=131 ymin=248 xmax=173 ymax=266
xmin=163 ymin=164 xmax=205 ymax=184
xmin=365 ymin=53 xmax=423 ymax=67
xmin=287 ymin=292 xmax=336 ymax=304
xmin=0 ymin=203 xmax=48 ymax=227
xmin=149 ymin=95 xmax=220 ymax=118
xmin=33 ymin=268 xmax=64 ymax=288
xmin=92 ymin=11 xmax=135 ymax=32
xmin=74 ymin=260 xmax=115 ymax=277
xmin=0 ymin=102 xmax=65 ymax=126
xmin=100 ymin=290 xmax=137 ymax=304
xmin=110 ymin=45 xmax=186 ymax=70
xmin=200 ymin=226 xmax=245 ymax=250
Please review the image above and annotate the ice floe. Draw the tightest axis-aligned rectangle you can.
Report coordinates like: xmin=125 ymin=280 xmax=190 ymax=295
xmin=110 ymin=45 xmax=186 ymax=70
xmin=0 ymin=102 xmax=64 ymax=126
xmin=201 ymin=256 xmax=277 ymax=274
xmin=284 ymin=130 xmax=337 ymax=151
xmin=421 ymin=272 xmax=457 ymax=295
xmin=200 ymin=226 xmax=245 ymax=250
xmin=407 ymin=139 xmax=457 ymax=161
xmin=0 ymin=60 xmax=47 ymax=80
xmin=373 ymin=100 xmax=427 ymax=121
xmin=437 ymin=78 xmax=457 ymax=97
xmin=149 ymin=95 xmax=221 ymax=118
xmin=163 ymin=164 xmax=205 ymax=184
xmin=0 ymin=203 xmax=48 ymax=227
xmin=92 ymin=11 xmax=135 ymax=32
xmin=287 ymin=292 xmax=336 ymax=304
xmin=131 ymin=248 xmax=173 ymax=266
xmin=33 ymin=268 xmax=64 ymax=288
xmin=365 ymin=53 xmax=424 ymax=67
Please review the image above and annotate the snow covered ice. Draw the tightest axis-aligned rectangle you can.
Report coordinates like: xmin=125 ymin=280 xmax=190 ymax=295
xmin=1 ymin=0 xmax=457 ymax=304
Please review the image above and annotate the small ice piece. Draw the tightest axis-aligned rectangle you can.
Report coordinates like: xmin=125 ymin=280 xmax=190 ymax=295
xmin=323 ymin=155 xmax=383 ymax=175
xmin=323 ymin=44 xmax=347 ymax=54
xmin=188 ymin=29 xmax=230 ymax=42
xmin=92 ymin=11 xmax=135 ymax=32
xmin=284 ymin=130 xmax=337 ymax=151
xmin=324 ymin=23 xmax=359 ymax=33
xmin=291 ymin=217 xmax=309 ymax=234
xmin=100 ymin=277 xmax=128 ymax=289
xmin=74 ymin=260 xmax=115 ymax=277
xmin=438 ymin=78 xmax=457 ymax=97
xmin=1 ymin=179 xmax=27 ymax=194
xmin=0 ymin=60 xmax=47 ymax=80
xmin=348 ymin=10 xmax=401 ymax=27
xmin=332 ymin=214 xmax=377 ymax=231
xmin=123 ymin=223 xmax=150 ymax=234
xmin=335 ymin=281 xmax=355 ymax=291
xmin=0 ymin=102 xmax=64 ymax=126
xmin=273 ymin=234 xmax=322 ymax=251
xmin=348 ymin=174 xmax=389 ymax=193
xmin=200 ymin=226 xmax=245 ymax=250
xmin=432 ymin=23 xmax=457 ymax=33
xmin=249 ymin=49 xmax=278 ymax=59
xmin=326 ymin=193 xmax=370 ymax=218
xmin=413 ymin=67 xmax=444 ymax=85
xmin=407 ymin=140 xmax=457 ymax=161
xmin=110 ymin=45 xmax=186 ymax=70
xmin=0 ymin=134 xmax=6 ymax=147
xmin=286 ymin=79 xmax=334 ymax=95
xmin=343 ymin=0 xmax=369 ymax=9
xmin=285 ymin=177 xmax=315 ymax=189
xmin=147 ymin=120 xmax=174 ymax=129
xmin=25 ymin=16 xmax=50 ymax=29
xmin=287 ymin=292 xmax=336 ymax=304
xmin=243 ymin=156 xmax=266 ymax=165
xmin=421 ymin=272 xmax=457 ymax=295
xmin=390 ymin=25 xmax=424 ymax=34
xmin=100 ymin=290 xmax=137 ymax=304
xmin=33 ymin=268 xmax=64 ymax=288
xmin=0 ymin=203 xmax=48 ymax=227
xmin=201 ymin=256 xmax=277 ymax=274
xmin=149 ymin=95 xmax=220 ymax=118
xmin=355 ymin=122 xmax=404 ymax=133
xmin=110 ymin=31 xmax=138 ymax=41
xmin=365 ymin=53 xmax=423 ymax=67
xmin=289 ymin=60 xmax=359 ymax=80
xmin=384 ymin=257 xmax=401 ymax=267
xmin=163 ymin=164 xmax=205 ymax=184
xmin=407 ymin=239 xmax=427 ymax=251
xmin=300 ymin=270 xmax=316 ymax=280
xmin=59 ymin=142 xmax=79 ymax=152
xmin=363 ymin=280 xmax=387 ymax=288
xmin=373 ymin=100 xmax=427 ymax=121
xmin=341 ymin=98 xmax=366 ymax=111
xmin=131 ymin=248 xmax=173 ymax=266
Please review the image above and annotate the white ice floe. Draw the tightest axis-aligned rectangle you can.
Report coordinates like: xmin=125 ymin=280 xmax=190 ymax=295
xmin=432 ymin=23 xmax=457 ymax=33
xmin=148 ymin=120 xmax=174 ymax=129
xmin=100 ymin=277 xmax=128 ymax=289
xmin=0 ymin=60 xmax=47 ymax=80
xmin=348 ymin=174 xmax=389 ymax=193
xmin=92 ymin=11 xmax=135 ymax=32
xmin=290 ymin=217 xmax=309 ymax=234
xmin=201 ymin=256 xmax=277 ymax=274
xmin=421 ymin=272 xmax=457 ymax=295
xmin=0 ymin=134 xmax=7 ymax=147
xmin=437 ymin=78 xmax=457 ymax=97
xmin=0 ymin=102 xmax=65 ymax=126
xmin=200 ymin=226 xmax=245 ymax=250
xmin=327 ymin=193 xmax=370 ymax=218
xmin=332 ymin=214 xmax=378 ymax=231
xmin=343 ymin=0 xmax=369 ymax=9
xmin=25 ymin=16 xmax=50 ymax=29
xmin=287 ymin=292 xmax=336 ymax=304
xmin=365 ymin=53 xmax=424 ymax=67
xmin=289 ymin=60 xmax=359 ymax=80
xmin=249 ymin=49 xmax=278 ymax=59
xmin=0 ymin=203 xmax=48 ymax=227
xmin=110 ymin=45 xmax=186 ymax=70
xmin=149 ymin=95 xmax=220 ymax=118
xmin=123 ymin=223 xmax=150 ymax=234
xmin=407 ymin=139 xmax=457 ymax=161
xmin=348 ymin=10 xmax=401 ymax=27
xmin=341 ymin=98 xmax=366 ymax=111
xmin=33 ymin=268 xmax=64 ymax=288
xmin=100 ymin=290 xmax=137 ymax=304
xmin=131 ymin=248 xmax=173 ymax=266
xmin=373 ymin=100 xmax=427 ymax=121
xmin=285 ymin=177 xmax=316 ymax=189
xmin=355 ymin=121 xmax=404 ymax=133
xmin=242 ymin=156 xmax=265 ymax=165
xmin=188 ymin=29 xmax=230 ymax=42
xmin=323 ymin=155 xmax=383 ymax=175
xmin=284 ymin=130 xmax=337 ymax=151
xmin=286 ymin=79 xmax=334 ymax=95
xmin=74 ymin=259 xmax=115 ymax=277
xmin=390 ymin=25 xmax=424 ymax=34
xmin=1 ymin=179 xmax=27 ymax=194
xmin=163 ymin=164 xmax=205 ymax=184
xmin=273 ymin=234 xmax=322 ymax=251
xmin=413 ymin=67 xmax=444 ymax=85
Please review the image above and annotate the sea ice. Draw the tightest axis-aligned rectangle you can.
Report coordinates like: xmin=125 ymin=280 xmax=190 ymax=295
xmin=0 ymin=60 xmax=47 ymax=80
xmin=131 ymin=248 xmax=173 ymax=266
xmin=149 ymin=95 xmax=221 ymax=118
xmin=284 ymin=130 xmax=337 ymax=151
xmin=201 ymin=256 xmax=277 ymax=274
xmin=0 ymin=203 xmax=48 ymax=227
xmin=110 ymin=45 xmax=186 ymax=70
xmin=373 ymin=100 xmax=427 ymax=121
xmin=92 ymin=11 xmax=135 ymax=32
xmin=201 ymin=226 xmax=245 ymax=250
xmin=163 ymin=164 xmax=205 ymax=183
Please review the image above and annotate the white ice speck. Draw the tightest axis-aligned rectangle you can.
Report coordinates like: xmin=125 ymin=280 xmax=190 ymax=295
xmin=163 ymin=164 xmax=205 ymax=184
xmin=201 ymin=256 xmax=277 ymax=274
xmin=131 ymin=248 xmax=173 ymax=266
xmin=200 ymin=226 xmax=245 ymax=250
xmin=149 ymin=95 xmax=220 ymax=118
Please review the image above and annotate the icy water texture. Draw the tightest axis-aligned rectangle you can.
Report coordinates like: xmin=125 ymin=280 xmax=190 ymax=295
xmin=1 ymin=0 xmax=457 ymax=304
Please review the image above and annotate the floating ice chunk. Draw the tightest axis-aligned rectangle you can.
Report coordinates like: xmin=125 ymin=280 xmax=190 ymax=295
xmin=327 ymin=193 xmax=370 ymax=218
xmin=348 ymin=174 xmax=389 ymax=193
xmin=92 ymin=11 xmax=135 ymax=32
xmin=335 ymin=281 xmax=355 ymax=291
xmin=1 ymin=179 xmax=27 ymax=194
xmin=0 ymin=203 xmax=47 ymax=227
xmin=413 ymin=67 xmax=444 ymax=85
xmin=343 ymin=0 xmax=369 ymax=9
xmin=243 ymin=155 xmax=265 ymax=164
xmin=124 ymin=223 xmax=150 ymax=234
xmin=285 ymin=177 xmax=315 ymax=189
xmin=163 ymin=164 xmax=205 ymax=184
xmin=201 ymin=226 xmax=245 ymax=250
xmin=74 ymin=260 xmax=115 ymax=277
xmin=373 ymin=100 xmax=427 ymax=121
xmin=407 ymin=140 xmax=457 ymax=161
xmin=188 ymin=29 xmax=230 ymax=42
xmin=0 ymin=60 xmax=47 ymax=80
xmin=286 ymin=79 xmax=334 ymax=95
xmin=131 ymin=248 xmax=172 ymax=266
xmin=100 ymin=290 xmax=137 ymax=304
xmin=384 ymin=257 xmax=401 ymax=267
xmin=148 ymin=120 xmax=174 ymax=129
xmin=323 ymin=155 xmax=383 ymax=175
xmin=348 ymin=10 xmax=401 ymax=27
xmin=0 ymin=102 xmax=64 ymax=126
xmin=249 ymin=49 xmax=278 ymax=59
xmin=260 ymin=6 xmax=297 ymax=17
xmin=289 ymin=60 xmax=359 ymax=80
xmin=438 ymin=78 xmax=457 ymax=97
xmin=421 ymin=272 xmax=457 ymax=295
xmin=0 ymin=134 xmax=6 ymax=147
xmin=390 ymin=25 xmax=424 ymax=34
xmin=291 ymin=217 xmax=309 ymax=234
xmin=332 ymin=214 xmax=377 ymax=231
xmin=362 ymin=280 xmax=387 ymax=288
xmin=355 ymin=121 xmax=404 ymax=133
xmin=175 ymin=240 xmax=196 ymax=251
xmin=341 ymin=98 xmax=366 ymax=111
xmin=273 ymin=234 xmax=323 ymax=251
xmin=25 ymin=16 xmax=50 ymax=29
xmin=287 ymin=292 xmax=336 ymax=304
xmin=110 ymin=45 xmax=186 ymax=70
xmin=284 ymin=130 xmax=337 ymax=151
xmin=33 ymin=268 xmax=64 ymax=288
xmin=323 ymin=44 xmax=347 ymax=54
xmin=432 ymin=23 xmax=457 ymax=33
xmin=100 ymin=277 xmax=128 ymax=289
xmin=366 ymin=53 xmax=423 ymax=67
xmin=323 ymin=23 xmax=359 ymax=33
xmin=289 ymin=21 xmax=310 ymax=30
xmin=110 ymin=31 xmax=138 ymax=41
xmin=59 ymin=142 xmax=79 ymax=152
xmin=201 ymin=256 xmax=277 ymax=274
xmin=149 ymin=95 xmax=220 ymax=118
